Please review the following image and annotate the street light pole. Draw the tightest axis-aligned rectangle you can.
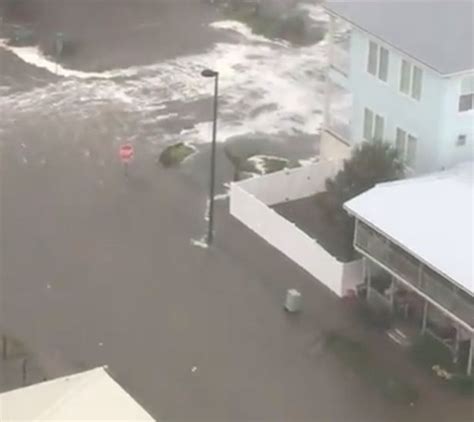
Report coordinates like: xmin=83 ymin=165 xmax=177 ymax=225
xmin=201 ymin=69 xmax=219 ymax=246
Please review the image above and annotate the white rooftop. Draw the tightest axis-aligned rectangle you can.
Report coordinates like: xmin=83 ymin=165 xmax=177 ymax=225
xmin=0 ymin=367 xmax=156 ymax=421
xmin=325 ymin=0 xmax=474 ymax=75
xmin=344 ymin=162 xmax=474 ymax=295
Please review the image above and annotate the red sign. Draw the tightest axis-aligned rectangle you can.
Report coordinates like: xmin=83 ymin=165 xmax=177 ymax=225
xmin=119 ymin=143 xmax=134 ymax=163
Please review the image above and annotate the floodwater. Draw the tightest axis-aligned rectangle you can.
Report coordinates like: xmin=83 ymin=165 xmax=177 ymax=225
xmin=1 ymin=1 xmax=472 ymax=421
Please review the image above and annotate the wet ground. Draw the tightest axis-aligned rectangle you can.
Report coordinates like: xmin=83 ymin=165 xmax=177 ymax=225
xmin=1 ymin=1 xmax=472 ymax=421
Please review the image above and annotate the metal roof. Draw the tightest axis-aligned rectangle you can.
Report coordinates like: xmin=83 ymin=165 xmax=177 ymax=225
xmin=344 ymin=162 xmax=474 ymax=295
xmin=325 ymin=0 xmax=474 ymax=75
xmin=0 ymin=367 xmax=156 ymax=421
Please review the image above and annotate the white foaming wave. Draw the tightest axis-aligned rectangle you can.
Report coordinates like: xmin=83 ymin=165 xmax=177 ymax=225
xmin=210 ymin=20 xmax=288 ymax=46
xmin=298 ymin=3 xmax=330 ymax=24
xmin=0 ymin=9 xmax=337 ymax=146
xmin=0 ymin=43 xmax=137 ymax=79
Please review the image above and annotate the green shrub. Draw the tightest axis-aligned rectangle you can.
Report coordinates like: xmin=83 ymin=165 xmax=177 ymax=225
xmin=159 ymin=143 xmax=195 ymax=168
xmin=324 ymin=331 xmax=419 ymax=405
xmin=355 ymin=300 xmax=392 ymax=331
xmin=410 ymin=335 xmax=454 ymax=372
xmin=449 ymin=374 xmax=474 ymax=395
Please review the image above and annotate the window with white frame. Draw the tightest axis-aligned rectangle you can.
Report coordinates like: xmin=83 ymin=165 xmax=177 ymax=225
xmin=364 ymin=108 xmax=385 ymax=141
xmin=459 ymin=76 xmax=474 ymax=112
xmin=396 ymin=128 xmax=417 ymax=167
xmin=399 ymin=59 xmax=423 ymax=100
xmin=456 ymin=134 xmax=467 ymax=146
xmin=367 ymin=41 xmax=389 ymax=82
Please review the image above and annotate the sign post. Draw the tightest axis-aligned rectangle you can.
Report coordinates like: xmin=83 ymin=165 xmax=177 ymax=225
xmin=119 ymin=143 xmax=134 ymax=176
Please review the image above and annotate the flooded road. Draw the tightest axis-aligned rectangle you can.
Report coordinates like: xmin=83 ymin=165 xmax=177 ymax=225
xmin=1 ymin=1 xmax=472 ymax=421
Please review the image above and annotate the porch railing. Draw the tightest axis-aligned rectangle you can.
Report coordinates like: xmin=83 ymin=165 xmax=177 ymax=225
xmin=355 ymin=221 xmax=474 ymax=328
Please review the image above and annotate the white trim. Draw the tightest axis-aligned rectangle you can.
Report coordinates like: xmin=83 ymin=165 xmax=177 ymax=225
xmin=363 ymin=106 xmax=385 ymax=142
xmin=365 ymin=38 xmax=390 ymax=85
xmin=399 ymin=59 xmax=423 ymax=102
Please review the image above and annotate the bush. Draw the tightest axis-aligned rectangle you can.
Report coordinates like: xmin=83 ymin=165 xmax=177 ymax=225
xmin=354 ymin=300 xmax=392 ymax=331
xmin=324 ymin=331 xmax=419 ymax=405
xmin=411 ymin=335 xmax=474 ymax=396
xmin=410 ymin=335 xmax=454 ymax=372
xmin=159 ymin=143 xmax=195 ymax=168
xmin=449 ymin=374 xmax=474 ymax=395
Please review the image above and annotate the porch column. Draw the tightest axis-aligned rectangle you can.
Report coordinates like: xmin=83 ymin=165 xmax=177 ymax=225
xmin=389 ymin=276 xmax=395 ymax=313
xmin=453 ymin=326 xmax=460 ymax=364
xmin=1 ymin=335 xmax=7 ymax=360
xmin=366 ymin=259 xmax=372 ymax=302
xmin=467 ymin=336 xmax=474 ymax=375
xmin=421 ymin=300 xmax=428 ymax=335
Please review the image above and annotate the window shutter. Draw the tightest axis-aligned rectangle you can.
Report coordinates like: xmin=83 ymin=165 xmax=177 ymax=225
xmin=364 ymin=108 xmax=374 ymax=140
xmin=400 ymin=60 xmax=411 ymax=94
xmin=368 ymin=41 xmax=378 ymax=75
xmin=412 ymin=66 xmax=423 ymax=100
xmin=378 ymin=47 xmax=389 ymax=81
xmin=407 ymin=135 xmax=417 ymax=167
xmin=374 ymin=114 xmax=384 ymax=141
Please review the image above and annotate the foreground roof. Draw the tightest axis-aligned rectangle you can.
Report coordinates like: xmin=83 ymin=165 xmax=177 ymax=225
xmin=0 ymin=367 xmax=155 ymax=421
xmin=325 ymin=0 xmax=474 ymax=75
xmin=344 ymin=162 xmax=474 ymax=295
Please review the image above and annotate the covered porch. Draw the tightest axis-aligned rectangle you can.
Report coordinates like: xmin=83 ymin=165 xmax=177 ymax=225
xmin=343 ymin=164 xmax=474 ymax=375
xmin=358 ymin=255 xmax=474 ymax=375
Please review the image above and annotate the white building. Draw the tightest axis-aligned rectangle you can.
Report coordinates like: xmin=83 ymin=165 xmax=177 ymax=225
xmin=0 ymin=367 xmax=156 ymax=421
xmin=344 ymin=162 xmax=474 ymax=374
xmin=322 ymin=0 xmax=474 ymax=174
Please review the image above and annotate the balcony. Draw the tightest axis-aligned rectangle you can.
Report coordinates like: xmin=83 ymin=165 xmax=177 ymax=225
xmin=330 ymin=17 xmax=351 ymax=77
xmin=331 ymin=41 xmax=350 ymax=77
xmin=326 ymin=81 xmax=352 ymax=144
xmin=355 ymin=221 xmax=474 ymax=329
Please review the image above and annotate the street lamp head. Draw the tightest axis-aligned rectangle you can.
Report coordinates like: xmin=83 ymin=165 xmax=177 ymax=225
xmin=201 ymin=69 xmax=218 ymax=78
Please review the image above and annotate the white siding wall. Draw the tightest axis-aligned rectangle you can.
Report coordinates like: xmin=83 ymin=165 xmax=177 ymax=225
xmin=349 ymin=29 xmax=454 ymax=174
xmin=439 ymin=74 xmax=474 ymax=168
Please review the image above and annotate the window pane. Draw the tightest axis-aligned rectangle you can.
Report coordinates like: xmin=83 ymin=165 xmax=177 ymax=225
xmin=378 ymin=47 xmax=389 ymax=81
xmin=457 ymin=135 xmax=467 ymax=146
xmin=364 ymin=108 xmax=374 ymax=140
xmin=396 ymin=128 xmax=406 ymax=157
xmin=412 ymin=66 xmax=423 ymax=100
xmin=368 ymin=41 xmax=378 ymax=75
xmin=407 ymin=135 xmax=417 ymax=167
xmin=374 ymin=114 xmax=384 ymax=141
xmin=459 ymin=94 xmax=473 ymax=111
xmin=400 ymin=60 xmax=411 ymax=94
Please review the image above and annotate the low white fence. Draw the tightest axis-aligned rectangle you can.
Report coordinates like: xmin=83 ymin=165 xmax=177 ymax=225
xmin=230 ymin=161 xmax=363 ymax=297
xmin=237 ymin=159 xmax=342 ymax=206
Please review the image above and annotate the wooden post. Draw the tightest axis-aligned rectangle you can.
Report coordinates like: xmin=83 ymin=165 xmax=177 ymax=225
xmin=467 ymin=337 xmax=473 ymax=375
xmin=389 ymin=276 xmax=395 ymax=313
xmin=453 ymin=326 xmax=460 ymax=364
xmin=2 ymin=335 xmax=7 ymax=360
xmin=366 ymin=260 xmax=372 ymax=302
xmin=421 ymin=300 xmax=428 ymax=334
xmin=22 ymin=358 xmax=27 ymax=386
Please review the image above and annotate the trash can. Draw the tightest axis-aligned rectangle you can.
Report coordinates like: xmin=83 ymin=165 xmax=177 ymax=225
xmin=285 ymin=289 xmax=302 ymax=313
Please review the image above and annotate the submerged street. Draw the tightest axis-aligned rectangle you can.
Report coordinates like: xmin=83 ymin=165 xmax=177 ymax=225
xmin=1 ymin=1 xmax=472 ymax=421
